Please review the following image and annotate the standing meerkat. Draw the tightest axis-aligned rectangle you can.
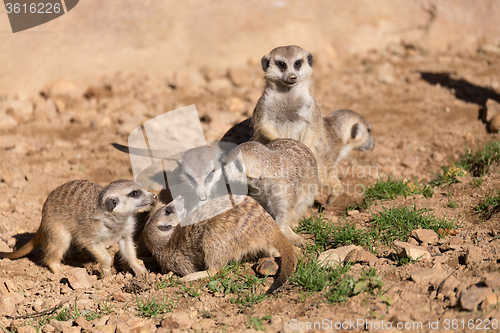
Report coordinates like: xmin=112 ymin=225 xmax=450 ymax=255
xmin=0 ymin=180 xmax=157 ymax=277
xmin=143 ymin=195 xmax=297 ymax=294
xmin=223 ymin=138 xmax=318 ymax=247
xmin=250 ymin=45 xmax=326 ymax=158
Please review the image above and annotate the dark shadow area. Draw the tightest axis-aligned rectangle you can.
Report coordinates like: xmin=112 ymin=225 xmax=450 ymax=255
xmin=420 ymin=72 xmax=500 ymax=123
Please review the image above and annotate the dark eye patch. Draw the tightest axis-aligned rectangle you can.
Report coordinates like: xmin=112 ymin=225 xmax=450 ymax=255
xmin=127 ymin=190 xmax=141 ymax=198
xmin=165 ymin=206 xmax=174 ymax=215
xmin=294 ymin=59 xmax=303 ymax=70
xmin=205 ymin=171 xmax=214 ymax=183
xmin=157 ymin=224 xmax=172 ymax=232
xmin=275 ymin=60 xmax=287 ymax=71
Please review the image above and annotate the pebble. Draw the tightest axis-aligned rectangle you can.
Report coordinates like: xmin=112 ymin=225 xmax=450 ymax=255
xmin=437 ymin=275 xmax=460 ymax=299
xmin=402 ymin=156 xmax=419 ymax=169
xmin=67 ymin=268 xmax=92 ymax=290
xmin=344 ymin=248 xmax=377 ymax=267
xmin=459 ymin=287 xmax=493 ymax=311
xmin=347 ymin=209 xmax=359 ymax=216
xmin=318 ymin=245 xmax=362 ymax=268
xmin=410 ymin=266 xmax=447 ymax=286
xmin=255 ymin=257 xmax=279 ymax=276
xmin=411 ymin=229 xmax=438 ymax=245
xmin=161 ymin=312 xmax=194 ymax=330
xmin=393 ymin=240 xmax=431 ymax=261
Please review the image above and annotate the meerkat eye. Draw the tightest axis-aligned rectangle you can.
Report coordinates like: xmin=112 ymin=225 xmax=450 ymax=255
xmin=158 ymin=224 xmax=172 ymax=232
xmin=205 ymin=171 xmax=214 ymax=183
xmin=275 ymin=61 xmax=287 ymax=72
xmin=294 ymin=59 xmax=303 ymax=70
xmin=128 ymin=190 xmax=141 ymax=198
xmin=165 ymin=207 xmax=174 ymax=215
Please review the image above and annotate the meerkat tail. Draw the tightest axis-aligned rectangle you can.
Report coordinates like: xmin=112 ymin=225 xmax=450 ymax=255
xmin=266 ymin=230 xmax=297 ymax=294
xmin=111 ymin=143 xmax=182 ymax=160
xmin=0 ymin=229 xmax=43 ymax=259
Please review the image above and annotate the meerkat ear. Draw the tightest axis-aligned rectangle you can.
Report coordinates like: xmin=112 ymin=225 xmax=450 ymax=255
xmin=351 ymin=123 xmax=360 ymax=139
xmin=261 ymin=56 xmax=270 ymax=71
xmin=307 ymin=53 xmax=313 ymax=67
xmin=105 ymin=197 xmax=118 ymax=212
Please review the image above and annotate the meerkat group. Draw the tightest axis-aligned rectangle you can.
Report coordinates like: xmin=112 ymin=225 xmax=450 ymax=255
xmin=1 ymin=45 xmax=374 ymax=294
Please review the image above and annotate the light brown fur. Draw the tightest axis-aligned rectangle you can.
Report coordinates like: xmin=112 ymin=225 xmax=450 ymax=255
xmin=223 ymin=139 xmax=318 ymax=247
xmin=143 ymin=195 xmax=297 ymax=294
xmin=0 ymin=180 xmax=156 ymax=276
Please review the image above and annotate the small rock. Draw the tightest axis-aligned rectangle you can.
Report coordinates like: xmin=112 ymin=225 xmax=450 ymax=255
xmin=411 ymin=229 xmax=438 ymax=245
xmin=437 ymin=275 xmax=460 ymax=299
xmin=116 ymin=316 xmax=156 ymax=333
xmin=486 ymin=99 xmax=500 ymax=122
xmin=464 ymin=246 xmax=482 ymax=265
xmin=448 ymin=235 xmax=463 ymax=246
xmin=42 ymin=79 xmax=80 ymax=100
xmin=489 ymin=113 xmax=500 ymax=133
xmin=318 ymin=245 xmax=362 ymax=268
xmin=41 ymin=324 xmax=55 ymax=333
xmin=393 ymin=240 xmax=431 ymax=261
xmin=67 ymin=268 xmax=92 ymax=290
xmin=347 ymin=210 xmax=359 ymax=216
xmin=482 ymin=272 xmax=500 ymax=289
xmin=161 ymin=312 xmax=193 ymax=330
xmin=459 ymin=287 xmax=493 ymax=311
xmin=407 ymin=237 xmax=419 ymax=246
xmin=480 ymin=292 xmax=499 ymax=311
xmin=49 ymin=319 xmax=73 ymax=332
xmin=402 ymin=156 xmax=419 ymax=169
xmin=432 ymin=152 xmax=444 ymax=162
xmin=111 ymin=292 xmax=129 ymax=303
xmin=410 ymin=266 xmax=447 ymax=286
xmin=75 ymin=316 xmax=92 ymax=330
xmin=255 ymin=258 xmax=279 ymax=276
xmin=344 ymin=248 xmax=377 ymax=266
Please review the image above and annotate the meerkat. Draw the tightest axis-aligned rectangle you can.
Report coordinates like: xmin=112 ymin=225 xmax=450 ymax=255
xmin=143 ymin=195 xmax=297 ymax=294
xmin=0 ymin=180 xmax=157 ymax=277
xmin=317 ymin=109 xmax=375 ymax=204
xmin=223 ymin=139 xmax=318 ymax=247
xmin=250 ymin=45 xmax=326 ymax=158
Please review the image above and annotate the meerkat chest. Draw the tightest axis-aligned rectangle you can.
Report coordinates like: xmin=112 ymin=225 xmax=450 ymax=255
xmin=263 ymin=93 xmax=314 ymax=141
xmin=97 ymin=215 xmax=136 ymax=242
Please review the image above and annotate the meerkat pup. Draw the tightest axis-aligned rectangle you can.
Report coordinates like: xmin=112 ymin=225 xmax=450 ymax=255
xmin=223 ymin=139 xmax=318 ymax=247
xmin=0 ymin=180 xmax=157 ymax=277
xmin=143 ymin=195 xmax=297 ymax=294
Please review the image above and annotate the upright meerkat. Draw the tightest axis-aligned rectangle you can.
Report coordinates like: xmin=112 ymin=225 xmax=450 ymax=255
xmin=223 ymin=138 xmax=318 ymax=247
xmin=143 ymin=195 xmax=297 ymax=294
xmin=251 ymin=45 xmax=326 ymax=158
xmin=0 ymin=180 xmax=157 ymax=276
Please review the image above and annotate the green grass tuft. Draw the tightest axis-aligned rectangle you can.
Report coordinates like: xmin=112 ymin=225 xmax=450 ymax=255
xmin=474 ymin=190 xmax=500 ymax=220
xmin=136 ymin=293 xmax=178 ymax=318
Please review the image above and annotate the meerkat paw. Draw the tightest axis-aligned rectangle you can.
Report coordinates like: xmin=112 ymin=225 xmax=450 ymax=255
xmin=180 ymin=270 xmax=210 ymax=282
xmin=282 ymin=227 xmax=304 ymax=248
xmin=131 ymin=264 xmax=148 ymax=277
xmin=47 ymin=262 xmax=65 ymax=275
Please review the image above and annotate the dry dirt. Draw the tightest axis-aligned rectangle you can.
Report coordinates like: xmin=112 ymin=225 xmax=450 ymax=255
xmin=1 ymin=43 xmax=500 ymax=333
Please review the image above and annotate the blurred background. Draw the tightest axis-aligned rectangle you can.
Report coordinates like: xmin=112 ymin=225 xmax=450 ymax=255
xmin=1 ymin=0 xmax=499 ymax=94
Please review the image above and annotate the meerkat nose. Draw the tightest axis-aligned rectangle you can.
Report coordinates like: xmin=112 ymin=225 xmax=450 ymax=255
xmin=288 ymin=74 xmax=297 ymax=83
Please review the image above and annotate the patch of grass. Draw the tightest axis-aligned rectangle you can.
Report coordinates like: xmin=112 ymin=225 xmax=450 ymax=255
xmin=247 ymin=315 xmax=272 ymax=331
xmin=349 ymin=175 xmax=433 ymax=210
xmin=180 ymin=283 xmax=203 ymax=297
xmin=290 ymin=255 xmax=352 ymax=293
xmin=431 ymin=141 xmax=500 ymax=186
xmin=296 ymin=214 xmax=335 ymax=252
xmin=136 ymin=294 xmax=178 ymax=318
xmin=369 ymin=205 xmax=456 ymax=245
xmin=329 ymin=220 xmax=373 ymax=251
xmin=459 ymin=140 xmax=500 ymax=177
xmin=474 ymin=190 xmax=500 ymax=220
xmin=393 ymin=254 xmax=424 ymax=266
xmin=472 ymin=178 xmax=484 ymax=188
xmin=447 ymin=200 xmax=458 ymax=209
xmin=430 ymin=162 xmax=468 ymax=187
xmin=154 ymin=275 xmax=180 ymax=290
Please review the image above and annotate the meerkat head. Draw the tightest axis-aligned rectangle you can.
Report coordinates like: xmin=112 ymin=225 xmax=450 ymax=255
xmin=177 ymin=146 xmax=224 ymax=202
xmin=261 ymin=45 xmax=313 ymax=88
xmin=328 ymin=109 xmax=375 ymax=162
xmin=143 ymin=196 xmax=185 ymax=249
xmin=100 ymin=180 xmax=157 ymax=215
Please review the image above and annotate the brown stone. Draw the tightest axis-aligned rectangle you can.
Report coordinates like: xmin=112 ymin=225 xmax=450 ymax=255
xmin=393 ymin=240 xmax=431 ymax=261
xmin=480 ymin=292 xmax=499 ymax=311
xmin=410 ymin=266 xmax=447 ymax=286
xmin=459 ymin=287 xmax=493 ymax=311
xmin=255 ymin=258 xmax=279 ymax=276
xmin=67 ymin=268 xmax=92 ymax=290
xmin=344 ymin=248 xmax=377 ymax=266
xmin=411 ymin=229 xmax=438 ymax=245
xmin=402 ymin=156 xmax=419 ymax=169
xmin=318 ymin=245 xmax=362 ymax=267
xmin=161 ymin=312 xmax=193 ymax=330
xmin=437 ymin=275 xmax=460 ymax=298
